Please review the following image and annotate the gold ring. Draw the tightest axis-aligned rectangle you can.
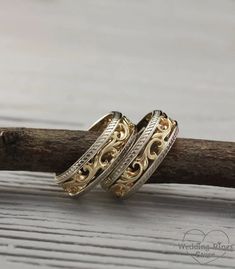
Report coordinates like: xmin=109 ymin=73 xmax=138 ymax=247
xmin=55 ymin=111 xmax=136 ymax=197
xmin=101 ymin=110 xmax=178 ymax=199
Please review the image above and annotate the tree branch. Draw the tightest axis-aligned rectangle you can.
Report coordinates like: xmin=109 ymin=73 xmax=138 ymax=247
xmin=0 ymin=128 xmax=234 ymax=188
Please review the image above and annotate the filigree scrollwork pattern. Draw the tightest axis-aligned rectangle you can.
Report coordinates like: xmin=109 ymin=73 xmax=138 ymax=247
xmin=110 ymin=116 xmax=177 ymax=198
xmin=61 ymin=117 xmax=135 ymax=196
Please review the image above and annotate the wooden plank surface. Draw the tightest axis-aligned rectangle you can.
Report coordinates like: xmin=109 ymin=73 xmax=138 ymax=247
xmin=0 ymin=0 xmax=234 ymax=268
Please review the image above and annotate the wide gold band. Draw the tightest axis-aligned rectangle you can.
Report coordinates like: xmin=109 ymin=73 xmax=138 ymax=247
xmin=102 ymin=110 xmax=178 ymax=199
xmin=55 ymin=111 xmax=136 ymax=197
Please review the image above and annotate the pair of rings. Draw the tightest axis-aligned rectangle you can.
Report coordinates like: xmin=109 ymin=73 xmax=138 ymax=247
xmin=55 ymin=110 xmax=178 ymax=199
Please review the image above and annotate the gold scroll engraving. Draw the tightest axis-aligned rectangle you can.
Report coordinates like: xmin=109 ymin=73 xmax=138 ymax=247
xmin=110 ymin=116 xmax=176 ymax=198
xmin=61 ymin=118 xmax=134 ymax=195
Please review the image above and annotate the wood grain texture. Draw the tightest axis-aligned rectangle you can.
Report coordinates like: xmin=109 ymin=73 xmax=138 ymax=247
xmin=0 ymin=128 xmax=234 ymax=188
xmin=0 ymin=0 xmax=234 ymax=268
xmin=0 ymin=172 xmax=234 ymax=269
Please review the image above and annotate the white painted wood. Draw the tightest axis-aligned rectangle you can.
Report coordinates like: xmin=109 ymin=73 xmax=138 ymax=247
xmin=0 ymin=0 xmax=234 ymax=268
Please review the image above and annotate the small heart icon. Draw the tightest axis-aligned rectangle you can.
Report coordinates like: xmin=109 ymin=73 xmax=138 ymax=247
xmin=181 ymin=229 xmax=231 ymax=264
